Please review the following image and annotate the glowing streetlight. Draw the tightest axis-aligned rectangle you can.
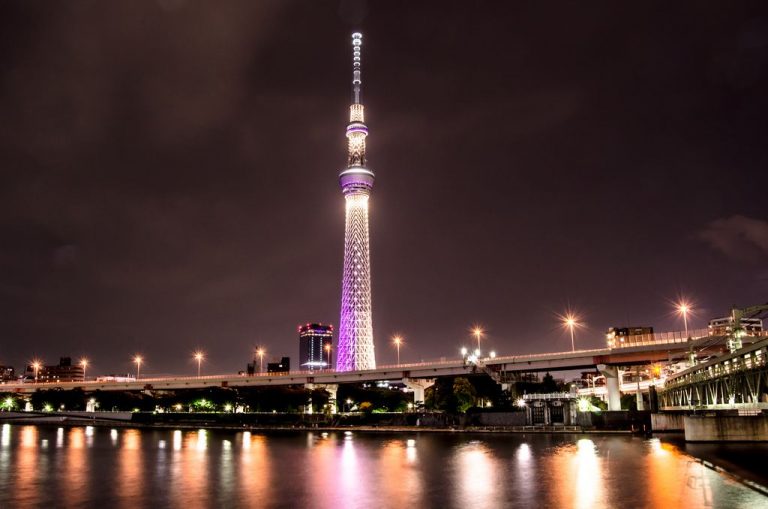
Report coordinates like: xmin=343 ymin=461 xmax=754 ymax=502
xmin=256 ymin=348 xmax=265 ymax=373
xmin=324 ymin=343 xmax=332 ymax=370
xmin=31 ymin=360 xmax=42 ymax=383
xmin=472 ymin=327 xmax=484 ymax=352
xmin=193 ymin=351 xmax=205 ymax=378
xmin=676 ymin=301 xmax=692 ymax=337
xmin=561 ymin=314 xmax=580 ymax=352
xmin=133 ymin=355 xmax=143 ymax=380
xmin=489 ymin=350 xmax=496 ymax=359
xmin=80 ymin=358 xmax=89 ymax=381
xmin=393 ymin=336 xmax=403 ymax=365
xmin=460 ymin=346 xmax=468 ymax=357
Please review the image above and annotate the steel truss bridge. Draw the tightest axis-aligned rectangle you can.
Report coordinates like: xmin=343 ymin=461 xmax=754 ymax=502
xmin=659 ymin=337 xmax=768 ymax=411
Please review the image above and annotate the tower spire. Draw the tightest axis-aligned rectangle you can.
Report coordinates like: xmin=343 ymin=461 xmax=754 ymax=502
xmin=352 ymin=32 xmax=362 ymax=104
xmin=336 ymin=32 xmax=376 ymax=372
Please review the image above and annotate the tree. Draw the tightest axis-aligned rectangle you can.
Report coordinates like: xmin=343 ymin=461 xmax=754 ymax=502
xmin=453 ymin=377 xmax=476 ymax=413
xmin=542 ymin=372 xmax=558 ymax=393
xmin=425 ymin=377 xmax=455 ymax=411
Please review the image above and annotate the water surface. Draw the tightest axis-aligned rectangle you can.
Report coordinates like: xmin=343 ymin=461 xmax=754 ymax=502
xmin=0 ymin=424 xmax=764 ymax=508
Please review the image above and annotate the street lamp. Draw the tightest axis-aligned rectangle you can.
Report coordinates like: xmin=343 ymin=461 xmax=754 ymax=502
xmin=472 ymin=327 xmax=483 ymax=352
xmin=460 ymin=346 xmax=468 ymax=357
xmin=489 ymin=350 xmax=496 ymax=359
xmin=393 ymin=336 xmax=403 ymax=365
xmin=133 ymin=355 xmax=143 ymax=380
xmin=80 ymin=358 xmax=89 ymax=381
xmin=193 ymin=351 xmax=204 ymax=378
xmin=562 ymin=314 xmax=580 ymax=352
xmin=324 ymin=343 xmax=332 ymax=370
xmin=256 ymin=348 xmax=265 ymax=373
xmin=31 ymin=360 xmax=42 ymax=383
xmin=676 ymin=301 xmax=692 ymax=338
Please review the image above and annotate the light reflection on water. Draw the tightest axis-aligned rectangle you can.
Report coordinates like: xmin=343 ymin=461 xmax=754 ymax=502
xmin=0 ymin=426 xmax=764 ymax=508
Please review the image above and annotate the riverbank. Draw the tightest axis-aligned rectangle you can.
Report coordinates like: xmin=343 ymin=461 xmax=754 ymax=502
xmin=0 ymin=412 xmax=638 ymax=434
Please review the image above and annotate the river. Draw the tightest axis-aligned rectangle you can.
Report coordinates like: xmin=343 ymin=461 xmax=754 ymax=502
xmin=0 ymin=424 xmax=765 ymax=508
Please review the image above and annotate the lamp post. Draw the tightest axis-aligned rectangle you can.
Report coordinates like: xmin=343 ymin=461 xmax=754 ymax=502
xmin=562 ymin=314 xmax=579 ymax=352
xmin=256 ymin=348 xmax=265 ymax=373
xmin=193 ymin=351 xmax=204 ymax=378
xmin=393 ymin=336 xmax=402 ymax=365
xmin=677 ymin=301 xmax=691 ymax=338
xmin=324 ymin=343 xmax=332 ymax=370
xmin=472 ymin=327 xmax=483 ymax=353
xmin=133 ymin=355 xmax=143 ymax=380
xmin=80 ymin=358 xmax=89 ymax=382
xmin=32 ymin=361 xmax=41 ymax=383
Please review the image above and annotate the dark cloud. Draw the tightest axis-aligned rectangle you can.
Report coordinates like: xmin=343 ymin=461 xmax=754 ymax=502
xmin=699 ymin=215 xmax=768 ymax=264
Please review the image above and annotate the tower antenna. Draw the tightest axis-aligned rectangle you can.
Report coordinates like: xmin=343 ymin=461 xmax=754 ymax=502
xmin=352 ymin=32 xmax=362 ymax=104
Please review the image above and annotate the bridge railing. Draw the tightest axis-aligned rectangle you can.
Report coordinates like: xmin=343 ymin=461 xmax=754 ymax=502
xmin=608 ymin=328 xmax=710 ymax=348
xmin=662 ymin=340 xmax=768 ymax=389
xmin=522 ymin=392 xmax=575 ymax=400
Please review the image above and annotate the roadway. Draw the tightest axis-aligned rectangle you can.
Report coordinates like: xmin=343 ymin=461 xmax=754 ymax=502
xmin=0 ymin=332 xmax=734 ymax=394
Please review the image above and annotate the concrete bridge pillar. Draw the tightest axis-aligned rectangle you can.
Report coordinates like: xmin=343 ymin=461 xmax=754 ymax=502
xmin=635 ymin=366 xmax=645 ymax=411
xmin=402 ymin=378 xmax=435 ymax=407
xmin=598 ymin=364 xmax=622 ymax=411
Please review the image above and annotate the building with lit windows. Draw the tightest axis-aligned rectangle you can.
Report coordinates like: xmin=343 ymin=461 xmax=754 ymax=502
xmin=24 ymin=357 xmax=84 ymax=382
xmin=299 ymin=323 xmax=333 ymax=370
xmin=708 ymin=316 xmax=763 ymax=336
xmin=267 ymin=357 xmax=290 ymax=374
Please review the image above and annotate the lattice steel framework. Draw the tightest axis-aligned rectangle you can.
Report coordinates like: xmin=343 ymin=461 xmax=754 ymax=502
xmin=336 ymin=33 xmax=376 ymax=371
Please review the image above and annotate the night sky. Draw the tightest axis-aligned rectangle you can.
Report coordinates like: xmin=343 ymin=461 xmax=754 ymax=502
xmin=1 ymin=1 xmax=766 ymax=376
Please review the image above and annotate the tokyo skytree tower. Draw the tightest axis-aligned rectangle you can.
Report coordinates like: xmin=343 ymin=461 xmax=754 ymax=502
xmin=336 ymin=33 xmax=376 ymax=371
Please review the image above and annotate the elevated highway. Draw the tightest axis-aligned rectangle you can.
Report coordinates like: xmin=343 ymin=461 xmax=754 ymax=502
xmin=1 ymin=331 xmax=739 ymax=401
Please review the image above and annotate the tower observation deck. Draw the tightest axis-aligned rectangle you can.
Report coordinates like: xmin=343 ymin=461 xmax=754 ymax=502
xmin=336 ymin=32 xmax=376 ymax=371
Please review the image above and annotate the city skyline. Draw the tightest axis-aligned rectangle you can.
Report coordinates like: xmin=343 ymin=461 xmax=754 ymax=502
xmin=0 ymin=2 xmax=766 ymax=375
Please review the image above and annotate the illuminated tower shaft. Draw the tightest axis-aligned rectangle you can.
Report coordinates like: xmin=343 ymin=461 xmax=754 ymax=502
xmin=337 ymin=33 xmax=376 ymax=371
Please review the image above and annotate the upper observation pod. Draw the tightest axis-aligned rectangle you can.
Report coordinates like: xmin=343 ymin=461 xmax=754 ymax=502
xmin=340 ymin=32 xmax=375 ymax=195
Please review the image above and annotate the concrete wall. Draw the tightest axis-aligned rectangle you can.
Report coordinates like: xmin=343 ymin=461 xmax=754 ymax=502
xmin=473 ymin=412 xmax=527 ymax=427
xmin=684 ymin=415 xmax=768 ymax=441
xmin=0 ymin=411 xmax=133 ymax=423
xmin=651 ymin=413 xmax=685 ymax=432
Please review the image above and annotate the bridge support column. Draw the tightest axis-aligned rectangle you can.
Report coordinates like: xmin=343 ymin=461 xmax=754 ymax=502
xmin=305 ymin=383 xmax=338 ymax=414
xmin=635 ymin=366 xmax=645 ymax=411
xmin=598 ymin=364 xmax=622 ymax=411
xmin=402 ymin=378 xmax=435 ymax=407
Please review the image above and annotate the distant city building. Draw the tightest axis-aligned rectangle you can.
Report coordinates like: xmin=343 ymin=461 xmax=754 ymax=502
xmin=708 ymin=316 xmax=763 ymax=336
xmin=0 ymin=366 xmax=16 ymax=382
xmin=298 ymin=323 xmax=333 ymax=370
xmin=606 ymin=326 xmax=654 ymax=348
xmin=267 ymin=357 xmax=290 ymax=374
xmin=95 ymin=375 xmax=136 ymax=383
xmin=26 ymin=357 xmax=84 ymax=382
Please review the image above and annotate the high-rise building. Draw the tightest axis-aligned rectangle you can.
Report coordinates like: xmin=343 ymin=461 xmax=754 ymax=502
xmin=25 ymin=357 xmax=84 ymax=382
xmin=336 ymin=32 xmax=376 ymax=371
xmin=298 ymin=323 xmax=333 ymax=370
